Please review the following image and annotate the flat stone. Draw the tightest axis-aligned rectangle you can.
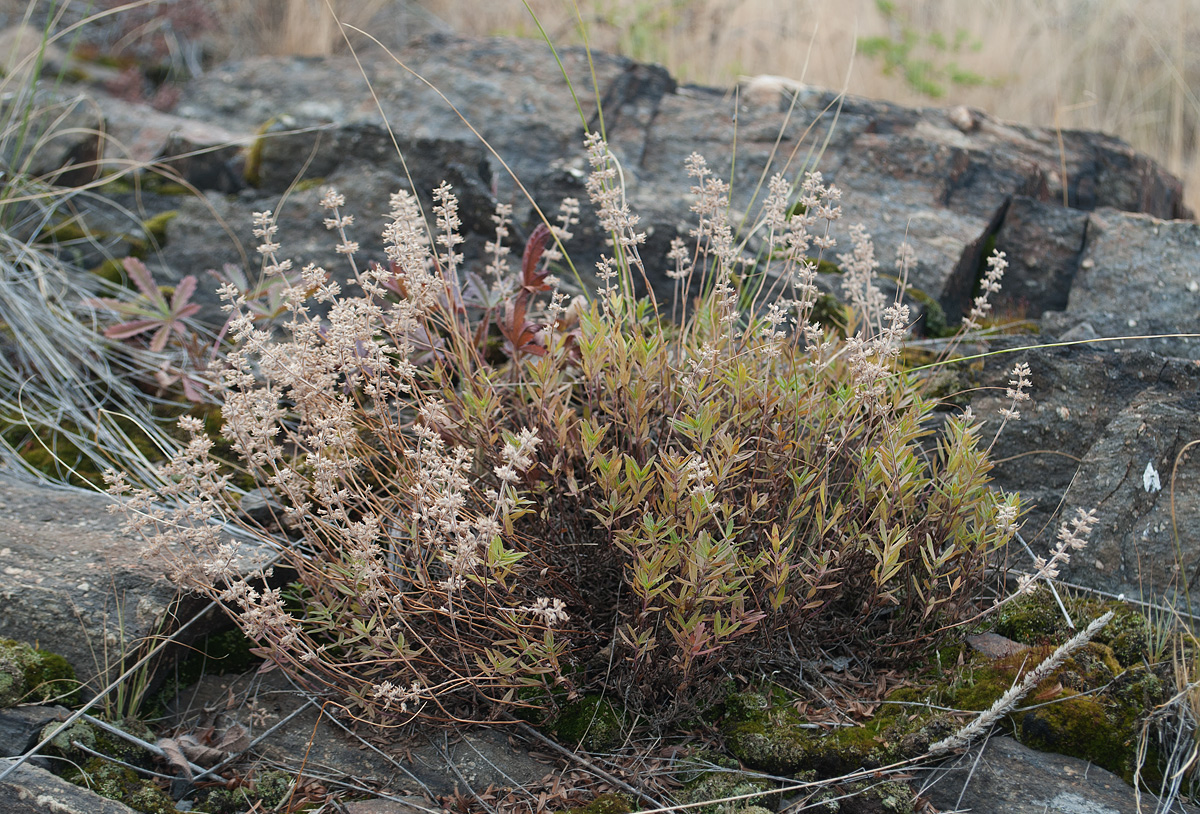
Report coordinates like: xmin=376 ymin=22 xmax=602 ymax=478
xmin=163 ymin=668 xmax=554 ymax=800
xmin=0 ymin=757 xmax=140 ymax=814
xmin=921 ymin=735 xmax=1199 ymax=814
xmin=0 ymin=471 xmax=273 ymax=696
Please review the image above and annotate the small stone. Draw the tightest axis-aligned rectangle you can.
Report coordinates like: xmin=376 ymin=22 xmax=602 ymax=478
xmin=948 ymin=105 xmax=976 ymax=133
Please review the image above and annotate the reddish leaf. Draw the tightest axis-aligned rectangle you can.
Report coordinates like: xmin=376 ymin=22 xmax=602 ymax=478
xmin=103 ymin=319 xmax=162 ymax=340
xmin=520 ymin=223 xmax=554 ymax=293
xmin=123 ymin=257 xmax=167 ymax=309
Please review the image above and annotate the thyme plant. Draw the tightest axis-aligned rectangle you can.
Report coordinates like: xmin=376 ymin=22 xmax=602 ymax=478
xmin=110 ymin=135 xmax=1024 ymax=726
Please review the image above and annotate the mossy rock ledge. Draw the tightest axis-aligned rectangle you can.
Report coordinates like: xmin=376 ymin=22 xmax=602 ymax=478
xmin=720 ymin=688 xmax=951 ymax=779
xmin=0 ymin=638 xmax=79 ymax=707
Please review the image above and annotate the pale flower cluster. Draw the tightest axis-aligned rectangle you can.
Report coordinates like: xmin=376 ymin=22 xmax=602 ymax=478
xmin=1015 ymin=506 xmax=1099 ymax=595
xmin=964 ymin=249 xmax=1009 ymax=330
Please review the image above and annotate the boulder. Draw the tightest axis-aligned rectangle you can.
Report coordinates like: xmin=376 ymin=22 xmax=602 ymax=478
xmin=968 ymin=341 xmax=1200 ymax=606
xmin=0 ymin=757 xmax=140 ymax=814
xmin=114 ymin=34 xmax=1185 ymax=327
xmin=921 ymin=735 xmax=1199 ymax=814
xmin=0 ymin=472 xmax=273 ymax=697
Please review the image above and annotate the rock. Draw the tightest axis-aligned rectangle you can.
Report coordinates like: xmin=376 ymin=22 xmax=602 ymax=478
xmin=987 ymin=196 xmax=1088 ymax=320
xmin=1042 ymin=209 xmax=1200 ymax=359
xmin=0 ymin=24 xmax=70 ymax=89
xmin=0 ymin=757 xmax=141 ymax=814
xmin=920 ymin=735 xmax=1199 ymax=814
xmin=968 ymin=342 xmax=1200 ymax=605
xmin=0 ymin=471 xmax=273 ymax=696
xmin=91 ymin=94 xmax=251 ymax=192
xmin=343 ymin=799 xmax=433 ymax=814
xmin=0 ymin=705 xmax=70 ymax=770
xmin=163 ymin=668 xmax=553 ymax=799
xmin=95 ymin=34 xmax=1182 ymax=328
xmin=0 ymin=88 xmax=103 ymax=187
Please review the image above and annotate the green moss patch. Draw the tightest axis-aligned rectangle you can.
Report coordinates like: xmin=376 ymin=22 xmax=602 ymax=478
xmin=562 ymin=792 xmax=633 ymax=814
xmin=720 ymin=688 xmax=951 ymax=778
xmin=553 ymin=695 xmax=625 ymax=751
xmin=0 ymin=638 xmax=80 ymax=707
xmin=65 ymin=758 xmax=175 ymax=814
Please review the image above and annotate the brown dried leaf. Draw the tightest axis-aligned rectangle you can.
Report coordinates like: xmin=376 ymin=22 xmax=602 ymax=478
xmin=177 ymin=733 xmax=226 ymax=766
xmin=155 ymin=737 xmax=194 ymax=781
xmin=216 ymin=721 xmax=250 ymax=754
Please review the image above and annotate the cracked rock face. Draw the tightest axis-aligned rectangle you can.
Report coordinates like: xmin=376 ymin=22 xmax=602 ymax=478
xmin=41 ymin=32 xmax=1185 ymax=332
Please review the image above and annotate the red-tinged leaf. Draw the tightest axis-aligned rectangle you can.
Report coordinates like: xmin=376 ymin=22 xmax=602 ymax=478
xmin=123 ymin=257 xmax=166 ymax=308
xmin=103 ymin=319 xmax=161 ymax=340
xmin=175 ymin=303 xmax=201 ymax=320
xmin=83 ymin=296 xmax=126 ymax=312
xmin=171 ymin=274 xmax=198 ymax=311
xmin=521 ymin=223 xmax=553 ymax=291
xmin=149 ymin=325 xmax=171 ymax=352
xmin=179 ymin=377 xmax=206 ymax=402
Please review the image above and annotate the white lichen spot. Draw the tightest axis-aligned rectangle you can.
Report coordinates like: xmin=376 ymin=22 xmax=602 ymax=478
xmin=1143 ymin=461 xmax=1162 ymax=493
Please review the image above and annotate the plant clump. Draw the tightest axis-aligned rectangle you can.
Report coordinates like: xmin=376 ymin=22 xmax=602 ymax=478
xmin=107 ymin=135 xmax=1024 ymax=730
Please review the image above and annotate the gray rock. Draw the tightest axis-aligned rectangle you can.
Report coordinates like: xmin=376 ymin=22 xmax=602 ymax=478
xmin=968 ymin=342 xmax=1200 ymax=606
xmin=163 ymin=668 xmax=552 ymax=800
xmin=0 ymin=757 xmax=140 ymax=814
xmin=1042 ymin=209 xmax=1200 ymax=359
xmin=989 ymin=196 xmax=1089 ymax=320
xmin=921 ymin=736 xmax=1199 ymax=813
xmin=137 ymin=35 xmax=1187 ymax=329
xmin=0 ymin=471 xmax=273 ymax=697
xmin=0 ymin=706 xmax=69 ymax=770
xmin=91 ymin=94 xmax=251 ymax=193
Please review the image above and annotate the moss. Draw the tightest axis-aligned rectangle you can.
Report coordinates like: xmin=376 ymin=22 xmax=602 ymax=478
xmin=994 ymin=592 xmax=1063 ymax=644
xmin=563 ymin=792 xmax=633 ymax=814
xmin=841 ymin=780 xmax=916 ymax=813
xmin=720 ymin=687 xmax=947 ymax=779
xmin=902 ymin=286 xmax=951 ymax=338
xmin=89 ymin=256 xmax=128 ymax=286
xmin=1018 ymin=693 xmax=1131 ymax=775
xmin=27 ymin=650 xmax=78 ymax=705
xmin=254 ymin=770 xmax=295 ymax=809
xmin=937 ymin=638 xmax=1165 ymax=785
xmin=37 ymin=217 xmax=97 ymax=245
xmin=0 ymin=638 xmax=80 ymax=707
xmin=126 ymin=210 xmax=178 ymax=257
xmin=142 ymin=210 xmax=177 ymax=244
xmin=40 ymin=719 xmax=96 ymax=756
xmin=553 ymin=695 xmax=624 ymax=751
xmin=680 ymin=768 xmax=774 ymax=814
xmin=66 ymin=758 xmax=175 ymax=814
